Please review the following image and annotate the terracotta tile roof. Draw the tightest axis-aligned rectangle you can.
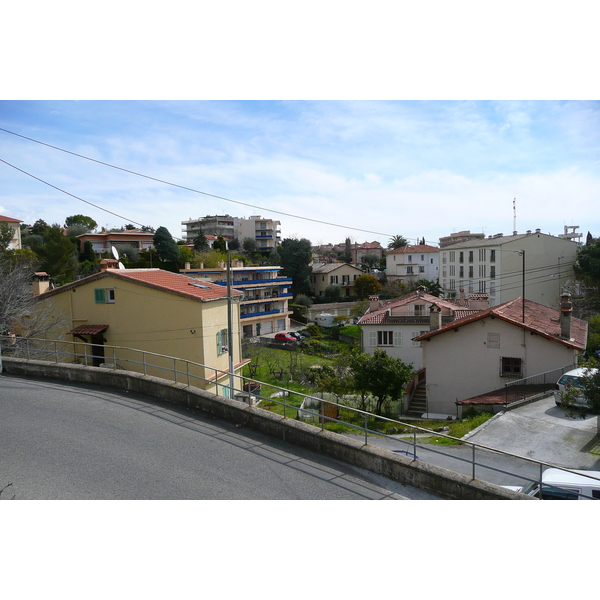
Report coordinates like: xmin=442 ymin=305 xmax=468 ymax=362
xmin=68 ymin=324 xmax=109 ymax=335
xmin=0 ymin=215 xmax=22 ymax=223
xmin=414 ymin=297 xmax=587 ymax=350
xmin=40 ymin=268 xmax=242 ymax=303
xmin=358 ymin=291 xmax=461 ymax=325
xmin=108 ymin=269 xmax=242 ymax=302
xmin=386 ymin=244 xmax=439 ymax=254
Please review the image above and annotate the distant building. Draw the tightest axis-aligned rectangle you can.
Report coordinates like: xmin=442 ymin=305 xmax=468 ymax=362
xmin=180 ymin=261 xmax=292 ymax=338
xmin=0 ymin=214 xmax=23 ymax=250
xmin=181 ymin=214 xmax=281 ymax=252
xmin=76 ymin=229 xmax=155 ymax=256
xmin=438 ymin=230 xmax=580 ymax=309
xmin=310 ymin=262 xmax=365 ymax=298
xmin=385 ymin=244 xmax=439 ymax=285
xmin=439 ymin=230 xmax=486 ymax=248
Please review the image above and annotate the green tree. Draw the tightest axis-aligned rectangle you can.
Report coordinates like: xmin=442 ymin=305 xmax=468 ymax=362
xmin=575 ymin=236 xmax=600 ymax=289
xmin=353 ymin=273 xmax=381 ymax=299
xmin=64 ymin=214 xmax=98 ymax=236
xmin=193 ymin=230 xmax=209 ymax=252
xmin=388 ymin=235 xmax=408 ymax=249
xmin=279 ymin=238 xmax=313 ymax=297
xmin=213 ymin=235 xmax=227 ymax=253
xmin=30 ymin=219 xmax=49 ymax=237
xmin=34 ymin=224 xmax=78 ymax=285
xmin=580 ymin=361 xmax=600 ymax=414
xmin=587 ymin=314 xmax=600 ymax=355
xmin=343 ymin=237 xmax=352 ymax=263
xmin=360 ymin=254 xmax=380 ymax=272
xmin=0 ymin=223 xmax=15 ymax=254
xmin=242 ymin=237 xmax=258 ymax=254
xmin=351 ymin=349 xmax=414 ymax=415
xmin=153 ymin=226 xmax=180 ymax=263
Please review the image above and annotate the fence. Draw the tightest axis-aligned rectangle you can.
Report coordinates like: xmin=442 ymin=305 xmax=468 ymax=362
xmin=2 ymin=336 xmax=597 ymax=499
xmin=504 ymin=364 xmax=576 ymax=406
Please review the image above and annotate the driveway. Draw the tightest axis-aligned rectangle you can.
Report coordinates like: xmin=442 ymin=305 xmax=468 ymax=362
xmin=464 ymin=394 xmax=600 ymax=470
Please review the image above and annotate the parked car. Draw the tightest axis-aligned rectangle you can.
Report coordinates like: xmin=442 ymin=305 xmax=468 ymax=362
xmin=504 ymin=468 xmax=600 ymax=500
xmin=288 ymin=331 xmax=306 ymax=341
xmin=274 ymin=332 xmax=297 ymax=343
xmin=554 ymin=368 xmax=599 ymax=408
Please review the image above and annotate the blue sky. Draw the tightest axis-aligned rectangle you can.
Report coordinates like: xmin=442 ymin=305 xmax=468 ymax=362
xmin=1 ymin=100 xmax=598 ymax=247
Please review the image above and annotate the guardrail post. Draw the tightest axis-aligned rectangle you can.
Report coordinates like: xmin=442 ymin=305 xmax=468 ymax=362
xmin=54 ymin=340 xmax=58 ymax=363
xmin=364 ymin=414 xmax=368 ymax=445
xmin=143 ymin=352 xmax=147 ymax=376
xmin=472 ymin=444 xmax=476 ymax=480
xmin=283 ymin=393 xmax=287 ymax=419
xmin=413 ymin=427 xmax=417 ymax=457
xmin=173 ymin=358 xmax=177 ymax=384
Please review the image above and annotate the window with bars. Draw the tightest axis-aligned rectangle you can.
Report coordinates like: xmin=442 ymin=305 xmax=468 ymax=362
xmin=501 ymin=356 xmax=522 ymax=377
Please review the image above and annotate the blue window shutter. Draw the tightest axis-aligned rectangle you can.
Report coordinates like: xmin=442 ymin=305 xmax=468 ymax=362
xmin=95 ymin=288 xmax=105 ymax=303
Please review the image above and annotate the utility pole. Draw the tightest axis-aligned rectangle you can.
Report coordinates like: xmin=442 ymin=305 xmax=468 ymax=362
xmin=225 ymin=242 xmax=235 ymax=396
xmin=519 ymin=249 xmax=525 ymax=322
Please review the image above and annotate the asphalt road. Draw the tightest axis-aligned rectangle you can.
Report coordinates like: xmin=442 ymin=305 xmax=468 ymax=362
xmin=0 ymin=374 xmax=439 ymax=500
xmin=345 ymin=394 xmax=600 ymax=488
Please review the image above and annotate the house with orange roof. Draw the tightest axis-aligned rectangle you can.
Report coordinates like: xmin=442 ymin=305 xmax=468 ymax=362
xmin=357 ymin=288 xmax=489 ymax=370
xmin=412 ymin=293 xmax=587 ymax=417
xmin=76 ymin=228 xmax=155 ymax=256
xmin=34 ymin=265 xmax=246 ymax=397
xmin=0 ymin=214 xmax=23 ymax=250
xmin=385 ymin=244 xmax=439 ymax=285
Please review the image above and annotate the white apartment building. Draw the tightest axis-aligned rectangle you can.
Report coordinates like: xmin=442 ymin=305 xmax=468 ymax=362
xmin=236 ymin=215 xmax=281 ymax=253
xmin=439 ymin=229 xmax=580 ymax=309
xmin=385 ymin=244 xmax=439 ymax=284
xmin=181 ymin=214 xmax=280 ymax=252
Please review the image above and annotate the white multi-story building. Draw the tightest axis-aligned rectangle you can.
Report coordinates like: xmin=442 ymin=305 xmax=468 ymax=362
xmin=438 ymin=229 xmax=581 ymax=309
xmin=236 ymin=215 xmax=281 ymax=253
xmin=385 ymin=244 xmax=439 ymax=285
xmin=182 ymin=214 xmax=281 ymax=253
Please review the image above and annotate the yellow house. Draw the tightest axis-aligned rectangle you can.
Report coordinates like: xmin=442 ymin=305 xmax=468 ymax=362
xmin=35 ymin=265 xmax=246 ymax=396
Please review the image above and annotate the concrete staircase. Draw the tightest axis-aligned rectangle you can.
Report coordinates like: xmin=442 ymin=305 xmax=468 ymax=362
xmin=407 ymin=381 xmax=427 ymax=417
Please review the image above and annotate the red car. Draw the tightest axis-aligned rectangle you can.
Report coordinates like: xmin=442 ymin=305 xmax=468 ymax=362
xmin=274 ymin=332 xmax=297 ymax=343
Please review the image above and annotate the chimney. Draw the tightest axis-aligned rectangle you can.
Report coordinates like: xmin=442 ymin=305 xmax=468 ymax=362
xmin=184 ymin=261 xmax=191 ymax=270
xmin=430 ymin=304 xmax=442 ymax=331
xmin=32 ymin=272 xmax=50 ymax=296
xmin=100 ymin=258 xmax=119 ymax=270
xmin=369 ymin=295 xmax=380 ymax=311
xmin=560 ymin=292 xmax=572 ymax=340
xmin=459 ymin=287 xmax=465 ymax=301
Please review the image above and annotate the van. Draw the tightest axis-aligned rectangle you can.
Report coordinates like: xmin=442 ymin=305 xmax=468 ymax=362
xmin=506 ymin=468 xmax=600 ymax=500
xmin=554 ymin=367 xmax=599 ymax=408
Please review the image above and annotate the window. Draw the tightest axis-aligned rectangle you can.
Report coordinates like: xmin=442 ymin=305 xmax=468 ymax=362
xmin=479 ymin=248 xmax=487 ymax=261
xmin=490 ymin=266 xmax=496 ymax=279
xmin=377 ymin=331 xmax=394 ymax=346
xmin=469 ymin=266 xmax=474 ymax=278
xmin=479 ymin=281 xmax=487 ymax=293
xmin=449 ymin=251 xmax=455 ymax=262
xmin=414 ymin=304 xmax=426 ymax=316
xmin=94 ymin=288 xmax=105 ymax=303
xmin=501 ymin=357 xmax=522 ymax=377
xmin=420 ymin=255 xmax=424 ymax=261
xmin=479 ymin=265 xmax=486 ymax=278
xmin=408 ymin=255 xmax=412 ymax=263
xmin=216 ymin=329 xmax=228 ymax=355
xmin=487 ymin=333 xmax=500 ymax=349
xmin=459 ymin=251 xmax=464 ymax=263
xmin=406 ymin=266 xmax=414 ymax=274
xmin=342 ymin=275 xmax=349 ymax=284
xmin=106 ymin=289 xmax=116 ymax=303
xmin=449 ymin=265 xmax=455 ymax=277
xmin=459 ymin=266 xmax=464 ymax=278
xmin=490 ymin=249 xmax=496 ymax=262
xmin=468 ymin=251 xmax=474 ymax=263
xmin=419 ymin=266 xmax=425 ymax=273
xmin=330 ymin=275 xmax=338 ymax=284
xmin=369 ymin=331 xmax=377 ymax=347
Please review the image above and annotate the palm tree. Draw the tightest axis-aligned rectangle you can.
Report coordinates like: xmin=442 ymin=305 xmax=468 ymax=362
xmin=388 ymin=235 xmax=408 ymax=249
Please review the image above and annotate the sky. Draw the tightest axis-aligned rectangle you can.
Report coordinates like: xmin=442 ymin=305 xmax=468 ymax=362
xmin=1 ymin=99 xmax=598 ymax=248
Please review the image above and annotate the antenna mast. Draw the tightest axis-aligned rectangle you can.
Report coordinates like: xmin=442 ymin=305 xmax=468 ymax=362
xmin=513 ymin=197 xmax=517 ymax=234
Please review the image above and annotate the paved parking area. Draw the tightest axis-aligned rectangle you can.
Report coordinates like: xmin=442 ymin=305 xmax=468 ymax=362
xmin=465 ymin=394 xmax=600 ymax=470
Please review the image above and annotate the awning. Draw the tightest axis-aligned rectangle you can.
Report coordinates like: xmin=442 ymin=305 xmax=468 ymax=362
xmin=68 ymin=324 xmax=109 ymax=336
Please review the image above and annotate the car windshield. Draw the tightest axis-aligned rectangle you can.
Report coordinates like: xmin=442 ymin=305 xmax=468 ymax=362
xmin=558 ymin=375 xmax=583 ymax=388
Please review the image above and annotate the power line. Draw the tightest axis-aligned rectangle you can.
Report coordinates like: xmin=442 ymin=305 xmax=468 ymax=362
xmin=0 ymin=126 xmax=403 ymax=240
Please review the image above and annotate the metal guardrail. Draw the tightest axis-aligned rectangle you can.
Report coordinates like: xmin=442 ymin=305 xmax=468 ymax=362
xmin=2 ymin=335 xmax=598 ymax=499
xmin=504 ymin=364 xmax=576 ymax=405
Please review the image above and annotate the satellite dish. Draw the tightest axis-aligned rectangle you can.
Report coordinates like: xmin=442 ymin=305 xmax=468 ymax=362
xmin=118 ymin=262 xmax=126 ymax=270
xmin=111 ymin=246 xmax=120 ymax=260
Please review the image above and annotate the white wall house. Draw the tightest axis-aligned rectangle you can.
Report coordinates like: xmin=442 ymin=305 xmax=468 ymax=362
xmin=414 ymin=294 xmax=587 ymax=417
xmin=438 ymin=229 xmax=580 ymax=309
xmin=0 ymin=214 xmax=22 ymax=249
xmin=358 ymin=290 xmax=488 ymax=370
xmin=385 ymin=244 xmax=439 ymax=285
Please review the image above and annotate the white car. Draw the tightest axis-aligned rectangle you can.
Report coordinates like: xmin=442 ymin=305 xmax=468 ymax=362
xmin=505 ymin=468 xmax=600 ymax=500
xmin=553 ymin=367 xmax=599 ymax=408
